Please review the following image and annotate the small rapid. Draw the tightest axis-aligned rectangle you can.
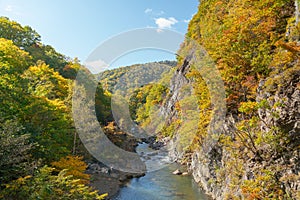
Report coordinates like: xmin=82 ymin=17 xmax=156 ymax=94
xmin=113 ymin=143 xmax=208 ymax=200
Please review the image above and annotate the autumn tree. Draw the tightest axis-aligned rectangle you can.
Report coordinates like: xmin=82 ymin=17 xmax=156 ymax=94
xmin=1 ymin=166 xmax=107 ymax=200
xmin=51 ymin=155 xmax=90 ymax=184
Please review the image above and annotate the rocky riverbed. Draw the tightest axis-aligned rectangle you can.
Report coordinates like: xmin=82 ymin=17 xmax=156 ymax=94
xmin=86 ymin=162 xmax=145 ymax=199
xmin=86 ymin=135 xmax=178 ymax=199
xmin=85 ymin=123 xmax=146 ymax=198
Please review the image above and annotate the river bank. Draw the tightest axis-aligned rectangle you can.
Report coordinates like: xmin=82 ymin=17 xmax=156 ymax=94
xmin=87 ymin=134 xmax=209 ymax=199
xmin=87 ymin=162 xmax=144 ymax=199
xmin=86 ymin=139 xmax=208 ymax=200
xmin=113 ymin=142 xmax=209 ymax=200
xmin=85 ymin=123 xmax=146 ymax=198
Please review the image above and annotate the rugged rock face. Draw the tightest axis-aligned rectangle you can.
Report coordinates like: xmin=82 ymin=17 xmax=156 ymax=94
xmin=161 ymin=56 xmax=300 ymax=199
xmin=257 ymin=67 xmax=300 ymax=138
xmin=160 ymin=58 xmax=193 ymax=162
xmin=160 ymin=59 xmax=190 ymax=125
xmin=257 ymin=66 xmax=300 ymax=197
xmin=191 ymin=147 xmax=224 ymax=199
xmin=159 ymin=1 xmax=300 ymax=199
xmin=160 ymin=58 xmax=223 ymax=198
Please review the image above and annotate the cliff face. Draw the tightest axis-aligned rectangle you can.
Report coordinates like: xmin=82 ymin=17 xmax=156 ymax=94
xmin=160 ymin=0 xmax=300 ymax=199
xmin=256 ymin=67 xmax=300 ymax=197
xmin=162 ymin=59 xmax=231 ymax=199
xmin=257 ymin=67 xmax=300 ymax=138
xmin=163 ymin=56 xmax=300 ymax=200
xmin=160 ymin=59 xmax=190 ymax=126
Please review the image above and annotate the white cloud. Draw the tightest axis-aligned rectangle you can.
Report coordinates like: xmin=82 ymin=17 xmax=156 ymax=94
xmin=156 ymin=11 xmax=164 ymax=16
xmin=144 ymin=8 xmax=152 ymax=14
xmin=3 ymin=5 xmax=22 ymax=16
xmin=5 ymin=5 xmax=13 ymax=12
xmin=145 ymin=8 xmax=164 ymax=16
xmin=155 ymin=17 xmax=178 ymax=29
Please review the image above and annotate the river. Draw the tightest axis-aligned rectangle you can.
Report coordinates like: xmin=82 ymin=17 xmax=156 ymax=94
xmin=113 ymin=143 xmax=208 ymax=200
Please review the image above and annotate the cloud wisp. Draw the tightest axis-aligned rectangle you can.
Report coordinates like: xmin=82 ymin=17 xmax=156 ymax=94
xmin=144 ymin=8 xmax=164 ymax=16
xmin=3 ymin=4 xmax=22 ymax=16
xmin=155 ymin=17 xmax=178 ymax=29
xmin=144 ymin=8 xmax=152 ymax=14
xmin=5 ymin=5 xmax=13 ymax=12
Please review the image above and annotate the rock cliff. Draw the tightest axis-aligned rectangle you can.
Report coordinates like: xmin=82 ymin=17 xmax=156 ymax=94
xmin=162 ymin=56 xmax=299 ymax=199
xmin=158 ymin=1 xmax=300 ymax=199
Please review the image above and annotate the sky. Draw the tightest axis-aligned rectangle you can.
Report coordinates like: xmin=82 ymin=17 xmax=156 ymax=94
xmin=0 ymin=0 xmax=199 ymax=69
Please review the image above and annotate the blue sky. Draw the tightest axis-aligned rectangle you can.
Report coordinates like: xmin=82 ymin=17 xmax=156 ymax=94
xmin=0 ymin=0 xmax=199 ymax=69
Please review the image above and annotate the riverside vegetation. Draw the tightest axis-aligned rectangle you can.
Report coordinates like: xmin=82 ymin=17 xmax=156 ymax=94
xmin=0 ymin=0 xmax=300 ymax=199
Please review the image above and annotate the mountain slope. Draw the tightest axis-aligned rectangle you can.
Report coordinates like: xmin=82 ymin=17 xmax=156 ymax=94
xmin=96 ymin=60 xmax=176 ymax=96
xmin=157 ymin=0 xmax=300 ymax=199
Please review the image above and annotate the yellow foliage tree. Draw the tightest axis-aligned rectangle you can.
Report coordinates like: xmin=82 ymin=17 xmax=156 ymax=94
xmin=51 ymin=155 xmax=90 ymax=184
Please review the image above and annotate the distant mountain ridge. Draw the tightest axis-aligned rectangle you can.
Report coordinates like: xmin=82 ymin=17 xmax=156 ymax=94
xmin=96 ymin=60 xmax=176 ymax=95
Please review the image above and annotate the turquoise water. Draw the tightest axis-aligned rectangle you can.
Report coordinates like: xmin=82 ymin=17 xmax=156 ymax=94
xmin=113 ymin=143 xmax=208 ymax=200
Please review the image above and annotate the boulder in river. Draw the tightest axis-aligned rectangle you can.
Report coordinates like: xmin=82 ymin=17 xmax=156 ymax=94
xmin=182 ymin=172 xmax=189 ymax=176
xmin=172 ymin=169 xmax=182 ymax=175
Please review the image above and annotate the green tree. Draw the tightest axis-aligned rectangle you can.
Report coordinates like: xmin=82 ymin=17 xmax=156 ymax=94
xmin=0 ymin=119 xmax=34 ymax=184
xmin=0 ymin=17 xmax=40 ymax=49
xmin=23 ymin=61 xmax=69 ymax=101
xmin=26 ymin=44 xmax=68 ymax=74
xmin=0 ymin=38 xmax=31 ymax=119
xmin=0 ymin=17 xmax=69 ymax=76
xmin=1 ymin=166 xmax=107 ymax=200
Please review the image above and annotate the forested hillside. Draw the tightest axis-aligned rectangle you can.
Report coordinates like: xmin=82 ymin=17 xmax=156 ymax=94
xmin=0 ymin=17 xmax=108 ymax=199
xmin=97 ymin=60 xmax=176 ymax=127
xmin=97 ymin=61 xmax=176 ymax=95
xmin=147 ymin=0 xmax=300 ymax=199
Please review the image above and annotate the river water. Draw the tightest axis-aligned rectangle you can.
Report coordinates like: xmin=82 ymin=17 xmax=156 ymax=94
xmin=113 ymin=143 xmax=208 ymax=200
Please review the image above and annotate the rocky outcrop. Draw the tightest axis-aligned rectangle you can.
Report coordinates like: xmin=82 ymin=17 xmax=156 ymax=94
xmin=257 ymin=66 xmax=300 ymax=198
xmin=161 ymin=56 xmax=300 ymax=199
xmin=160 ymin=58 xmax=225 ymax=199
xmin=141 ymin=136 xmax=166 ymax=150
xmin=257 ymin=66 xmax=300 ymax=138
xmin=158 ymin=1 xmax=300 ymax=198
xmin=160 ymin=59 xmax=190 ymax=125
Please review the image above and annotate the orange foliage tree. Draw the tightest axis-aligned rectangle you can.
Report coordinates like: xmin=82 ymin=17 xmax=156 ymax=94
xmin=51 ymin=155 xmax=90 ymax=184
